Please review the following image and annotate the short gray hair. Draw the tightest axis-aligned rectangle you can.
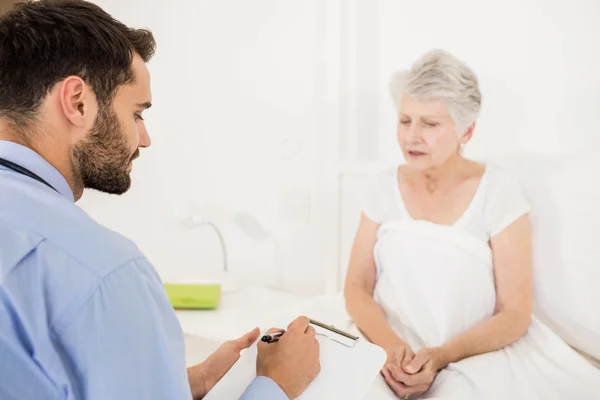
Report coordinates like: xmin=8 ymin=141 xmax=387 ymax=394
xmin=389 ymin=49 xmax=482 ymax=133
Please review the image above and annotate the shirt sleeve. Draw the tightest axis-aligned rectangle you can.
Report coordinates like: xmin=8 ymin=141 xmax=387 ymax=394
xmin=52 ymin=258 xmax=192 ymax=400
xmin=240 ymin=377 xmax=288 ymax=400
xmin=488 ymin=172 xmax=532 ymax=237
xmin=361 ymin=169 xmax=395 ymax=224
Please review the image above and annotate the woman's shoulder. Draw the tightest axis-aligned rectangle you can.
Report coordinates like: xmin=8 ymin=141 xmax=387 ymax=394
xmin=364 ymin=166 xmax=398 ymax=192
xmin=478 ymin=164 xmax=532 ymax=237
xmin=376 ymin=166 xmax=398 ymax=184
xmin=361 ymin=166 xmax=401 ymax=223
xmin=482 ymin=163 xmax=522 ymax=192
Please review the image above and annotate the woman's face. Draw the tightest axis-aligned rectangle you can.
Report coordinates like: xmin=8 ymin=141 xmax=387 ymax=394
xmin=397 ymin=95 xmax=465 ymax=171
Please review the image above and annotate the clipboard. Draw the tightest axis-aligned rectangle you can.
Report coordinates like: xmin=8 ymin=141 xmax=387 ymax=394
xmin=204 ymin=318 xmax=387 ymax=399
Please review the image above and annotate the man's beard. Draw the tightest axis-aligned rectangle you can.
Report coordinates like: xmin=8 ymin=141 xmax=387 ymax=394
xmin=72 ymin=106 xmax=138 ymax=195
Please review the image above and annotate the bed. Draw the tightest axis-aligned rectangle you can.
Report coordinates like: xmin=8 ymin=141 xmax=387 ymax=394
xmin=184 ymin=151 xmax=600 ymax=397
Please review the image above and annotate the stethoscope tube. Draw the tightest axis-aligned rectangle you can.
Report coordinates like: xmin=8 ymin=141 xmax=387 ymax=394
xmin=0 ymin=157 xmax=58 ymax=193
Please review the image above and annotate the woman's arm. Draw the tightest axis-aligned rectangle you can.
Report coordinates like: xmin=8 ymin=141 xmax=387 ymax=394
xmin=344 ymin=214 xmax=404 ymax=350
xmin=431 ymin=214 xmax=533 ymax=370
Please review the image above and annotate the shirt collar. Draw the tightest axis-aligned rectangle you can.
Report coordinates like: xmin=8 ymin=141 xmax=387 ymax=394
xmin=0 ymin=140 xmax=75 ymax=202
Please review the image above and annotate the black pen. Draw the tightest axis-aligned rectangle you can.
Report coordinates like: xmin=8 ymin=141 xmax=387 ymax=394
xmin=260 ymin=318 xmax=359 ymax=344
xmin=261 ymin=331 xmax=284 ymax=344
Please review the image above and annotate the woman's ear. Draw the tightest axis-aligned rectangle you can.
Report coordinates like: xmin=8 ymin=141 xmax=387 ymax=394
xmin=461 ymin=122 xmax=476 ymax=145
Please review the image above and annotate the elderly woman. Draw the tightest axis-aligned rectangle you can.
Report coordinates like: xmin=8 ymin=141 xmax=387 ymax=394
xmin=344 ymin=50 xmax=600 ymax=399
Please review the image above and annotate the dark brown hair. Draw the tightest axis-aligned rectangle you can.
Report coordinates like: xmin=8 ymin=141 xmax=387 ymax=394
xmin=0 ymin=0 xmax=156 ymax=126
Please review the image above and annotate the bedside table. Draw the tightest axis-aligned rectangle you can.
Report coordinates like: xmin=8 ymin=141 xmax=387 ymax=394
xmin=176 ymin=286 xmax=304 ymax=343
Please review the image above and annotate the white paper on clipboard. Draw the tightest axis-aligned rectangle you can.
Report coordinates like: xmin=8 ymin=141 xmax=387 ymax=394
xmin=204 ymin=320 xmax=387 ymax=400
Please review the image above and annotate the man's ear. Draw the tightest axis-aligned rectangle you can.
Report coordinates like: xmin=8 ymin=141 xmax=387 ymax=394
xmin=58 ymin=76 xmax=93 ymax=129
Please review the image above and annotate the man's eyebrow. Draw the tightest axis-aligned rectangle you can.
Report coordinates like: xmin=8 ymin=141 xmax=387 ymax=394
xmin=137 ymin=102 xmax=152 ymax=110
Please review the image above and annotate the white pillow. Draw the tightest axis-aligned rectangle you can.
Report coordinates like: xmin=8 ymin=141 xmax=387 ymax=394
xmin=488 ymin=152 xmax=600 ymax=366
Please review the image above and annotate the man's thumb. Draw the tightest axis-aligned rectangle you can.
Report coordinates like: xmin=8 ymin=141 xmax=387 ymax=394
xmin=405 ymin=352 xmax=427 ymax=374
xmin=234 ymin=327 xmax=260 ymax=351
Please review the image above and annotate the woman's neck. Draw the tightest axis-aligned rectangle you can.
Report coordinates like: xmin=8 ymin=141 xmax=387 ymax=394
xmin=404 ymin=155 xmax=469 ymax=194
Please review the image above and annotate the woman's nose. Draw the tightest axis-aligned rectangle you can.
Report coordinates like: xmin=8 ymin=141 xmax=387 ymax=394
xmin=406 ymin=123 xmax=422 ymax=141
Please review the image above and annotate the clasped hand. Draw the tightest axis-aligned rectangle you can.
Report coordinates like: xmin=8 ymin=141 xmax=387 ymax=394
xmin=382 ymin=344 xmax=446 ymax=399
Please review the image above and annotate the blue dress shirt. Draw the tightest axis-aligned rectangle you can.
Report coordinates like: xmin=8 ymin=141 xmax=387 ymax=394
xmin=0 ymin=140 xmax=287 ymax=400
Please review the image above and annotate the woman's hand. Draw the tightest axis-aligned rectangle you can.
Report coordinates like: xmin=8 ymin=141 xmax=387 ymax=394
xmin=381 ymin=341 xmax=416 ymax=398
xmin=404 ymin=347 xmax=448 ymax=375
xmin=385 ymin=341 xmax=415 ymax=370
xmin=381 ymin=346 xmax=448 ymax=399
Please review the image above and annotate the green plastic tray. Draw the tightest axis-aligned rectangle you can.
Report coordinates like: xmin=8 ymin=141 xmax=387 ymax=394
xmin=164 ymin=283 xmax=221 ymax=310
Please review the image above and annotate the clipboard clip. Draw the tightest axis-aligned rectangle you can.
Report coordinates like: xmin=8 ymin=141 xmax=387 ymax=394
xmin=309 ymin=318 xmax=359 ymax=348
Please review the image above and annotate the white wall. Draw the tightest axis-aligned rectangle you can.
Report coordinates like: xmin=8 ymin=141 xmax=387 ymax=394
xmin=372 ymin=0 xmax=600 ymax=164
xmin=79 ymin=0 xmax=340 ymax=294
xmin=78 ymin=0 xmax=600 ymax=294
xmin=337 ymin=0 xmax=600 ymax=289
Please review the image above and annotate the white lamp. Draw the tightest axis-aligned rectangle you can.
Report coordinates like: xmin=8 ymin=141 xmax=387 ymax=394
xmin=173 ymin=203 xmax=280 ymax=292
xmin=232 ymin=210 xmax=282 ymax=288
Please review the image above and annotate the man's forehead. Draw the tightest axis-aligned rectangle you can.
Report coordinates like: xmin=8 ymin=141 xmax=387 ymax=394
xmin=127 ymin=54 xmax=152 ymax=101
xmin=131 ymin=54 xmax=150 ymax=82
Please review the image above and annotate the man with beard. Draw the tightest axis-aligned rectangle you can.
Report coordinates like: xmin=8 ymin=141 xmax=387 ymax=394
xmin=0 ymin=1 xmax=320 ymax=399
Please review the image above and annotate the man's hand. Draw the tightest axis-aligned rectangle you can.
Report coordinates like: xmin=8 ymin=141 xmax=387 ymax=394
xmin=256 ymin=316 xmax=321 ymax=399
xmin=188 ymin=328 xmax=260 ymax=400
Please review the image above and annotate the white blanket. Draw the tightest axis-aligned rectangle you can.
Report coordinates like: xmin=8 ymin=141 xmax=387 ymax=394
xmin=372 ymin=220 xmax=600 ymax=399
